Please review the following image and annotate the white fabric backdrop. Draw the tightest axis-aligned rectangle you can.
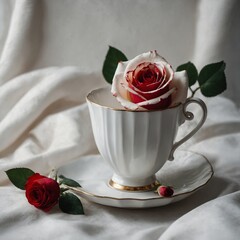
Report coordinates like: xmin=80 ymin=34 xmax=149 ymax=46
xmin=0 ymin=0 xmax=240 ymax=239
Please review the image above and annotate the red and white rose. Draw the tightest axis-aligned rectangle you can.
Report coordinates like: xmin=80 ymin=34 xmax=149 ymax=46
xmin=111 ymin=50 xmax=188 ymax=110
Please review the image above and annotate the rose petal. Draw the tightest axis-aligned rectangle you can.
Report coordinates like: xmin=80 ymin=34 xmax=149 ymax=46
xmin=128 ymin=78 xmax=171 ymax=98
xmin=112 ymin=73 xmax=129 ymax=100
xmin=111 ymin=77 xmax=143 ymax=110
xmin=137 ymin=87 xmax=176 ymax=107
xmin=124 ymin=50 xmax=167 ymax=76
xmin=115 ymin=60 xmax=129 ymax=76
xmin=155 ymin=62 xmax=174 ymax=88
xmin=112 ymin=61 xmax=129 ymax=89
xmin=142 ymin=81 xmax=162 ymax=91
xmin=170 ymin=70 xmax=188 ymax=106
xmin=131 ymin=62 xmax=150 ymax=79
xmin=121 ymin=83 xmax=147 ymax=101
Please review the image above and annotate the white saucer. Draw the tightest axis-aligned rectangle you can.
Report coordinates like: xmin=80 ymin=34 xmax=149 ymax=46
xmin=58 ymin=150 xmax=213 ymax=208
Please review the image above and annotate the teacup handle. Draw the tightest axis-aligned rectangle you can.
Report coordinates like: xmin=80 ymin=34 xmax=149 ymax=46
xmin=168 ymin=98 xmax=207 ymax=161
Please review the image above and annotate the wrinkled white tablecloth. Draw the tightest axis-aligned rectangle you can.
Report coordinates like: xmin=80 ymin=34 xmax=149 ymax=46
xmin=0 ymin=1 xmax=240 ymax=239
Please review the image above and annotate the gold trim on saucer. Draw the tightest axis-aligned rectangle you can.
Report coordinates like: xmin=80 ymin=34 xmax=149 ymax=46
xmin=108 ymin=179 xmax=160 ymax=192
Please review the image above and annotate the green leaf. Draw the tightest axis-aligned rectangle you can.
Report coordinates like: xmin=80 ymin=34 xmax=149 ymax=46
xmin=5 ymin=168 xmax=35 ymax=190
xmin=176 ymin=61 xmax=198 ymax=87
xmin=59 ymin=175 xmax=81 ymax=188
xmin=102 ymin=46 xmax=128 ymax=84
xmin=198 ymin=61 xmax=226 ymax=97
xmin=59 ymin=192 xmax=84 ymax=215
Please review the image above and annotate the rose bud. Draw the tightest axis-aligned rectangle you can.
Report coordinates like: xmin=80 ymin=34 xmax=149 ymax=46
xmin=25 ymin=173 xmax=60 ymax=212
xmin=111 ymin=50 xmax=188 ymax=110
xmin=158 ymin=186 xmax=174 ymax=197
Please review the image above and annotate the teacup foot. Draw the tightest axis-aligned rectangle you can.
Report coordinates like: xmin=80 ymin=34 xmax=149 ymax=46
xmin=109 ymin=174 xmax=160 ymax=192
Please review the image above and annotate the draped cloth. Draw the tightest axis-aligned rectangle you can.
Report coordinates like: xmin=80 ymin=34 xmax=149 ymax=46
xmin=0 ymin=1 xmax=239 ymax=239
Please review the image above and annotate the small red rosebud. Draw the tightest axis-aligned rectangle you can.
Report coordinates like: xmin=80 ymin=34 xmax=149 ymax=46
xmin=158 ymin=186 xmax=174 ymax=197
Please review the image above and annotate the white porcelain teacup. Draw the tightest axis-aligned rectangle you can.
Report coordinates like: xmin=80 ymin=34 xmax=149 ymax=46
xmin=87 ymin=87 xmax=207 ymax=192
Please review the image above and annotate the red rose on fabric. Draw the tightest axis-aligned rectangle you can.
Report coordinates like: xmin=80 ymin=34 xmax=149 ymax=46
xmin=25 ymin=173 xmax=60 ymax=212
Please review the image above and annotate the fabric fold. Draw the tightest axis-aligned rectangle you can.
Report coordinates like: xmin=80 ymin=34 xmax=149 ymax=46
xmin=0 ymin=0 xmax=42 ymax=85
xmin=160 ymin=191 xmax=240 ymax=240
xmin=0 ymin=67 xmax=106 ymax=183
